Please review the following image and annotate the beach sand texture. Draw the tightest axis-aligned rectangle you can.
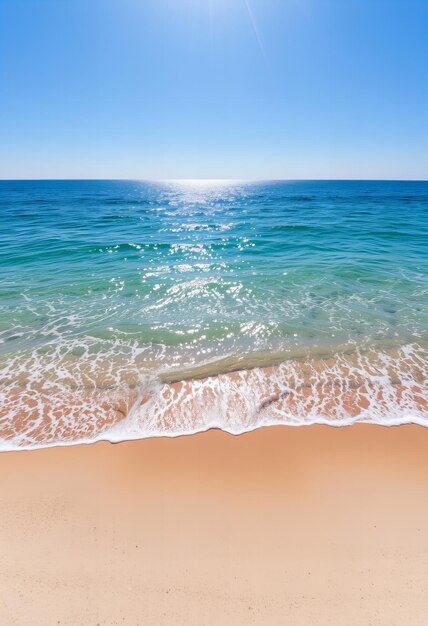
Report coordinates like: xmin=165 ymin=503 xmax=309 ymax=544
xmin=1 ymin=424 xmax=428 ymax=625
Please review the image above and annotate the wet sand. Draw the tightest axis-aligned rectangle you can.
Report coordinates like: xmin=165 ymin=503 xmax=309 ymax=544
xmin=1 ymin=424 xmax=428 ymax=625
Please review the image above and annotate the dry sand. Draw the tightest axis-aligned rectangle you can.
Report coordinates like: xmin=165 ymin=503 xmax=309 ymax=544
xmin=1 ymin=424 xmax=428 ymax=625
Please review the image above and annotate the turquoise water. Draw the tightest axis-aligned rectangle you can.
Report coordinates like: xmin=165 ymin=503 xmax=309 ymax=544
xmin=1 ymin=180 xmax=427 ymax=447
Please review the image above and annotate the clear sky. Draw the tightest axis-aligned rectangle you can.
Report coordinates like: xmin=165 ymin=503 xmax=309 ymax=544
xmin=0 ymin=0 xmax=427 ymax=180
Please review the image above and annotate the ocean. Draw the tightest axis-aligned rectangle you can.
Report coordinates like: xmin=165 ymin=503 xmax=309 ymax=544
xmin=1 ymin=179 xmax=427 ymax=449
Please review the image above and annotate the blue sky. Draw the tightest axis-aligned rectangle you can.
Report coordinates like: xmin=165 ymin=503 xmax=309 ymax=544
xmin=0 ymin=0 xmax=427 ymax=179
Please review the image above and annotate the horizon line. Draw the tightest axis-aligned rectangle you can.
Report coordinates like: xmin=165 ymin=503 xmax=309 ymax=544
xmin=1 ymin=177 xmax=427 ymax=183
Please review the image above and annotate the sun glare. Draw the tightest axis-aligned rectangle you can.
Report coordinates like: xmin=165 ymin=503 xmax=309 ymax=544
xmin=166 ymin=179 xmax=244 ymax=188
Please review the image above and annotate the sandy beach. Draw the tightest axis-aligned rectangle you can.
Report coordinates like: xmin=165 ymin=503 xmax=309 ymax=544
xmin=1 ymin=424 xmax=428 ymax=625
xmin=2 ymin=0 xmax=428 ymax=622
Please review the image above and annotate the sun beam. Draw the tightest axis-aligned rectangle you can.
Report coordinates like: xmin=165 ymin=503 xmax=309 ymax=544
xmin=242 ymin=0 xmax=268 ymax=64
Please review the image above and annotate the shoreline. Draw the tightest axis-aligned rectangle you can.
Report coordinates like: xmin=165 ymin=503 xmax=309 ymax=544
xmin=2 ymin=424 xmax=428 ymax=624
xmin=1 ymin=343 xmax=427 ymax=450
xmin=3 ymin=415 xmax=428 ymax=454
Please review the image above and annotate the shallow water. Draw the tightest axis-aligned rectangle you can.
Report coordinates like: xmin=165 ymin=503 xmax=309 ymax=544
xmin=1 ymin=180 xmax=427 ymax=448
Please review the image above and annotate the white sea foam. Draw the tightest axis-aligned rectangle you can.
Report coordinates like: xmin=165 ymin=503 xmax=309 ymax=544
xmin=1 ymin=344 xmax=427 ymax=452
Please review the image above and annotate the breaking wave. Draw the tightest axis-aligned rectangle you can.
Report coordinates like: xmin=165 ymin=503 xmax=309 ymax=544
xmin=1 ymin=343 xmax=427 ymax=451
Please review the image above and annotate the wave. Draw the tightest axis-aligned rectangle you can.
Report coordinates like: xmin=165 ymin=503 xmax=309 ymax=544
xmin=1 ymin=344 xmax=427 ymax=452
